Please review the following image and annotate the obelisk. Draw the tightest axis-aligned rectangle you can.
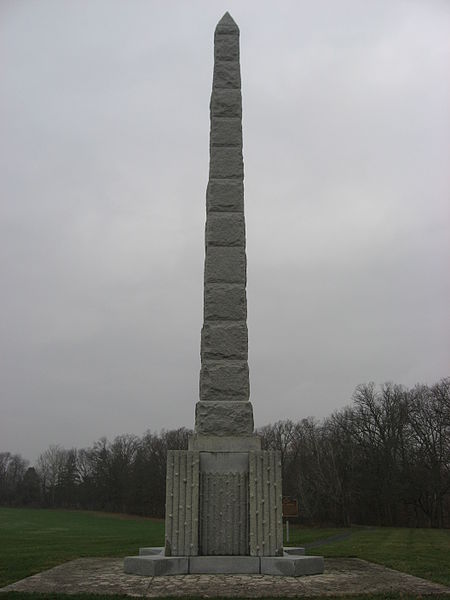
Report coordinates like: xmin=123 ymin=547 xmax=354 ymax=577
xmin=196 ymin=12 xmax=253 ymax=438
xmin=168 ymin=12 xmax=283 ymax=560
xmin=124 ymin=13 xmax=324 ymax=576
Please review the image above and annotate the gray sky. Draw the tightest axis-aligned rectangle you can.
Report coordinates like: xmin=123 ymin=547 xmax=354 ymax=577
xmin=1 ymin=0 xmax=449 ymax=464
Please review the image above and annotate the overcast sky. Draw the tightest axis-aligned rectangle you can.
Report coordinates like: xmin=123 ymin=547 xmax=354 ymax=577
xmin=1 ymin=0 xmax=449 ymax=463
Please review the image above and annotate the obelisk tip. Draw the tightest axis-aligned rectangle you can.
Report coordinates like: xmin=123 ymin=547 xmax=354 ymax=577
xmin=215 ymin=12 xmax=239 ymax=34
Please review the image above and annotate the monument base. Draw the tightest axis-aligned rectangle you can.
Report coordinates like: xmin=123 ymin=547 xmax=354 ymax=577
xmin=124 ymin=547 xmax=323 ymax=576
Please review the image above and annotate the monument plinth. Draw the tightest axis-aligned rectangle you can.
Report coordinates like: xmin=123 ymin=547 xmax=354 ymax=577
xmin=124 ymin=12 xmax=324 ymax=576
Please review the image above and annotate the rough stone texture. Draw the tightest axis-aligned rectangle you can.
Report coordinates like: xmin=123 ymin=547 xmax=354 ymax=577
xmin=215 ymin=12 xmax=240 ymax=35
xmin=210 ymin=118 xmax=242 ymax=147
xmin=199 ymin=11 xmax=248 ymax=432
xmin=209 ymin=147 xmax=243 ymax=179
xmin=195 ymin=401 xmax=253 ymax=435
xmin=249 ymin=451 xmax=284 ymax=557
xmin=214 ymin=35 xmax=239 ymax=62
xmin=201 ymin=322 xmax=248 ymax=360
xmin=200 ymin=452 xmax=248 ymax=473
xmin=204 ymin=246 xmax=246 ymax=284
xmin=4 ymin=557 xmax=450 ymax=596
xmin=188 ymin=434 xmax=261 ymax=452
xmin=204 ymin=284 xmax=246 ymax=321
xmin=165 ymin=451 xmax=200 ymax=557
xmin=198 ymin=450 xmax=251 ymax=556
xmin=199 ymin=471 xmax=249 ymax=555
xmin=124 ymin=556 xmax=188 ymax=576
xmin=210 ymin=89 xmax=242 ymax=118
xmin=200 ymin=360 xmax=249 ymax=402
xmin=213 ymin=61 xmax=241 ymax=89
xmin=207 ymin=180 xmax=244 ymax=213
xmin=190 ymin=556 xmax=260 ymax=574
xmin=206 ymin=214 xmax=245 ymax=247
xmin=261 ymin=556 xmax=324 ymax=577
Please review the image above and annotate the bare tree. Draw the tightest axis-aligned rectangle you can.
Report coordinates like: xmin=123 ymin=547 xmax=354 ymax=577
xmin=36 ymin=445 xmax=67 ymax=507
xmin=0 ymin=452 xmax=28 ymax=505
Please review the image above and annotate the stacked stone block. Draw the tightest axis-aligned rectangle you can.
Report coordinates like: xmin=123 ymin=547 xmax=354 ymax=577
xmin=197 ymin=11 xmax=252 ymax=437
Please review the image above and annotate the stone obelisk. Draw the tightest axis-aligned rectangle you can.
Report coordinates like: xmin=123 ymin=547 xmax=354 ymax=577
xmin=196 ymin=12 xmax=253 ymax=441
xmin=165 ymin=12 xmax=283 ymax=562
xmin=124 ymin=13 xmax=324 ymax=576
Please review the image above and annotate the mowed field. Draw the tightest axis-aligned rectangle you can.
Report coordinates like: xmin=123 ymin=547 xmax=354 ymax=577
xmin=0 ymin=507 xmax=450 ymax=599
xmin=287 ymin=524 xmax=450 ymax=587
xmin=0 ymin=508 xmax=164 ymax=588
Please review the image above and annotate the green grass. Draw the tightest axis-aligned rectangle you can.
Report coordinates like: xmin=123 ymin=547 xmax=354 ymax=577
xmin=0 ymin=508 xmax=164 ymax=588
xmin=314 ymin=526 xmax=450 ymax=587
xmin=286 ymin=523 xmax=450 ymax=587
xmin=1 ymin=509 xmax=450 ymax=599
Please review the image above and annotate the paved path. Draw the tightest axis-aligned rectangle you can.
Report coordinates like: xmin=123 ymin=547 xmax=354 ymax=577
xmin=304 ymin=526 xmax=375 ymax=549
xmin=304 ymin=532 xmax=353 ymax=549
xmin=1 ymin=557 xmax=449 ymax=597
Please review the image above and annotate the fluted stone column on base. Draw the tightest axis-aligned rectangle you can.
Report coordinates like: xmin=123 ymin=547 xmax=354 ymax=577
xmin=124 ymin=12 xmax=324 ymax=576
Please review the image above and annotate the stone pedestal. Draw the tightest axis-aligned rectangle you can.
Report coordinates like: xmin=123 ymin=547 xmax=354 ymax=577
xmin=164 ymin=445 xmax=284 ymax=558
xmin=124 ymin=548 xmax=325 ymax=576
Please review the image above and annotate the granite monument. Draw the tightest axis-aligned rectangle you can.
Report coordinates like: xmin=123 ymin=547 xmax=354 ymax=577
xmin=124 ymin=12 xmax=324 ymax=576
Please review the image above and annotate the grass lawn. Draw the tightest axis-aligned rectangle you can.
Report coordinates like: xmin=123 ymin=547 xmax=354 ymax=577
xmin=0 ymin=508 xmax=449 ymax=599
xmin=0 ymin=508 xmax=338 ymax=588
xmin=0 ymin=508 xmax=164 ymax=588
xmin=312 ymin=525 xmax=450 ymax=587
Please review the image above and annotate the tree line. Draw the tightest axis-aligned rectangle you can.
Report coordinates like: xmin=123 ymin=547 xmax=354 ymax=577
xmin=1 ymin=378 xmax=448 ymax=527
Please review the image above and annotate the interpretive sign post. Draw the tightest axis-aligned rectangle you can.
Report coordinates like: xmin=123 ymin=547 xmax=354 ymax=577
xmin=282 ymin=498 xmax=299 ymax=543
